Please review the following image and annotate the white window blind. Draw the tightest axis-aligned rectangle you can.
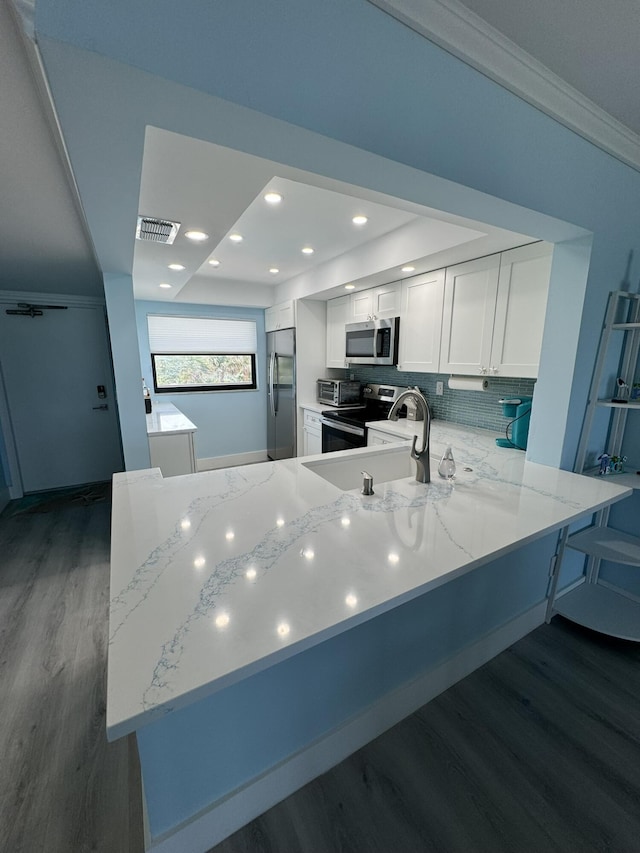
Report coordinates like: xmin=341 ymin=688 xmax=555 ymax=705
xmin=148 ymin=315 xmax=257 ymax=354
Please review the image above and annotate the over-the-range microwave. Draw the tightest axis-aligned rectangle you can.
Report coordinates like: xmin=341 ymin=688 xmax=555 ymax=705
xmin=345 ymin=316 xmax=399 ymax=366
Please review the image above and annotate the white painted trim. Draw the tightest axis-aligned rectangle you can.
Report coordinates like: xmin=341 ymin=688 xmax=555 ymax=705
xmin=368 ymin=0 xmax=640 ymax=173
xmin=197 ymin=450 xmax=269 ymax=471
xmin=0 ymin=289 xmax=105 ymax=307
xmin=145 ymin=600 xmax=546 ymax=853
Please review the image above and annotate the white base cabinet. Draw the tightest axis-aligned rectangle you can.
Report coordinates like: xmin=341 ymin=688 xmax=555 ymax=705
xmin=149 ymin=432 xmax=196 ymax=477
xmin=302 ymin=408 xmax=322 ymax=456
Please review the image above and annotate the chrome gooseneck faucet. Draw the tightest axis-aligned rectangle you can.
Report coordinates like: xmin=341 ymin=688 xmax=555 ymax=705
xmin=387 ymin=386 xmax=432 ymax=483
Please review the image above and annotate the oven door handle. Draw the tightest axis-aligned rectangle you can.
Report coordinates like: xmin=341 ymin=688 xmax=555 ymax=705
xmin=320 ymin=418 xmax=365 ymax=438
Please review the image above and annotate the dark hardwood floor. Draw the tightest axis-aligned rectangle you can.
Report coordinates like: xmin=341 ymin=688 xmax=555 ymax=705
xmin=1 ymin=489 xmax=639 ymax=853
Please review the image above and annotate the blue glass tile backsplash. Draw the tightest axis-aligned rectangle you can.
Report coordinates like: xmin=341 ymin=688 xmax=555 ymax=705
xmin=332 ymin=367 xmax=536 ymax=434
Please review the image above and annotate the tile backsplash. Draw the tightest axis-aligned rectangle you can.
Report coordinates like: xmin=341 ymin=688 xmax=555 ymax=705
xmin=328 ymin=366 xmax=536 ymax=435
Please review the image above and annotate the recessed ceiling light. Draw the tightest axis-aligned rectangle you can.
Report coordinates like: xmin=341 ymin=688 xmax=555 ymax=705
xmin=168 ymin=263 xmax=185 ymax=271
xmin=229 ymin=233 xmax=243 ymax=243
xmin=269 ymin=268 xmax=279 ymax=275
xmin=401 ymin=266 xmax=415 ymax=273
xmin=159 ymin=283 xmax=172 ymax=289
xmin=208 ymin=259 xmax=220 ymax=267
xmin=352 ymin=215 xmax=368 ymax=225
xmin=264 ymin=191 xmax=283 ymax=204
xmin=184 ymin=230 xmax=208 ymax=242
xmin=301 ymin=246 xmax=314 ymax=255
xmin=344 ymin=284 xmax=355 ymax=290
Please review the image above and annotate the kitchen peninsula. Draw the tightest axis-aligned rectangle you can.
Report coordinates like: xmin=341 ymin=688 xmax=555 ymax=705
xmin=109 ymin=424 xmax=630 ymax=852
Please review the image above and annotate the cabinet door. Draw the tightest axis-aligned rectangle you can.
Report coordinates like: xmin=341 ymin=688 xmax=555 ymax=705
xmin=367 ymin=430 xmax=394 ymax=447
xmin=277 ymin=299 xmax=296 ymax=329
xmin=397 ymin=270 xmax=445 ymax=373
xmin=326 ymin=295 xmax=350 ymax=368
xmin=371 ymin=281 xmax=401 ymax=318
xmin=265 ymin=306 xmax=278 ymax=333
xmin=303 ymin=427 xmax=322 ymax=456
xmin=490 ymin=242 xmax=552 ymax=378
xmin=350 ymin=289 xmax=374 ymax=323
xmin=439 ymin=255 xmax=500 ymax=375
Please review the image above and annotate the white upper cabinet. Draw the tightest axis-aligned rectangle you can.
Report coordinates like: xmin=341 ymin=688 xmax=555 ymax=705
xmin=490 ymin=242 xmax=552 ymax=378
xmin=439 ymin=255 xmax=500 ymax=376
xmin=350 ymin=281 xmax=401 ymax=322
xmin=397 ymin=269 xmax=445 ymax=373
xmin=326 ymin=294 xmax=350 ymax=368
xmin=439 ymin=244 xmax=552 ymax=378
xmin=265 ymin=299 xmax=296 ymax=332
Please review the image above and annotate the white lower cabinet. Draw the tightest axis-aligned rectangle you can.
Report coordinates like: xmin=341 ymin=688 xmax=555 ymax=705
xmin=149 ymin=432 xmax=196 ymax=477
xmin=302 ymin=408 xmax=322 ymax=456
xmin=367 ymin=428 xmax=404 ymax=447
xmin=397 ymin=269 xmax=445 ymax=373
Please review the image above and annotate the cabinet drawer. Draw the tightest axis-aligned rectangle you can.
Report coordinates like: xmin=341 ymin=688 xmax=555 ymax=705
xmin=303 ymin=410 xmax=322 ymax=429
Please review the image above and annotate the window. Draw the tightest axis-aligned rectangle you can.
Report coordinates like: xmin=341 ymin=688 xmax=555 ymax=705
xmin=148 ymin=315 xmax=258 ymax=392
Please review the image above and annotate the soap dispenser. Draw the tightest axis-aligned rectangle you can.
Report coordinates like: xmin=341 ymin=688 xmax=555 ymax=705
xmin=438 ymin=446 xmax=456 ymax=480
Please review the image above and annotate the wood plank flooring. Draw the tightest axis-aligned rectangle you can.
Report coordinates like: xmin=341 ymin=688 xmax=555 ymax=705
xmin=0 ymin=488 xmax=143 ymax=853
xmin=1 ymin=490 xmax=639 ymax=853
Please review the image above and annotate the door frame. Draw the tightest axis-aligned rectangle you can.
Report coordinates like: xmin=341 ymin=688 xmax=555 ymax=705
xmin=0 ymin=289 xmax=114 ymax=497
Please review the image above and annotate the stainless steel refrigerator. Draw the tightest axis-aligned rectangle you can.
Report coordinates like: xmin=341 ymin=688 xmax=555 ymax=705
xmin=267 ymin=327 xmax=296 ymax=460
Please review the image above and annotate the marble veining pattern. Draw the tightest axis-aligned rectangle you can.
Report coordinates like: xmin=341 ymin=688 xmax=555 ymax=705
xmin=108 ymin=422 xmax=631 ymax=740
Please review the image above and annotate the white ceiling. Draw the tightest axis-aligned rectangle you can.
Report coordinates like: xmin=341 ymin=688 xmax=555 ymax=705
xmin=2 ymin=0 xmax=639 ymax=301
xmin=134 ymin=128 xmax=524 ymax=305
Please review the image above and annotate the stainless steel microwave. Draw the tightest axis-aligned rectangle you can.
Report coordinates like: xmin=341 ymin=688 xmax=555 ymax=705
xmin=345 ymin=317 xmax=399 ymax=366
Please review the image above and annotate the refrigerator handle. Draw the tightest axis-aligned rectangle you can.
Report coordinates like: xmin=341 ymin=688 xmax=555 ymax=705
xmin=274 ymin=352 xmax=280 ymax=414
xmin=269 ymin=350 xmax=276 ymax=417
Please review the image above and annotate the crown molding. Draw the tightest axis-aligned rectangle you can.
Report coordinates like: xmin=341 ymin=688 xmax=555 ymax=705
xmin=369 ymin=0 xmax=640 ymax=174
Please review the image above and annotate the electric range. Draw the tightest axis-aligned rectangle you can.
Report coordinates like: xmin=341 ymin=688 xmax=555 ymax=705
xmin=320 ymin=383 xmax=408 ymax=453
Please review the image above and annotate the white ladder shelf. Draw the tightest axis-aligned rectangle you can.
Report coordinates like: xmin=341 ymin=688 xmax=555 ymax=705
xmin=546 ymin=289 xmax=640 ymax=641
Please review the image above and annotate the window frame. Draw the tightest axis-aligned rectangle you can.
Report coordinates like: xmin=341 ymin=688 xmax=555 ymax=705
xmin=150 ymin=351 xmax=258 ymax=394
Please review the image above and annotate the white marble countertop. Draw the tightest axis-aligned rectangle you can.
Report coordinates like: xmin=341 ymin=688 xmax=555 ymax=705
xmin=107 ymin=421 xmax=631 ymax=740
xmin=299 ymin=401 xmax=326 ymax=414
xmin=146 ymin=401 xmax=198 ymax=437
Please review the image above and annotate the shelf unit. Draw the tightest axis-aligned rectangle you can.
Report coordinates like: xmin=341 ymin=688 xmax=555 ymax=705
xmin=547 ymin=290 xmax=640 ymax=641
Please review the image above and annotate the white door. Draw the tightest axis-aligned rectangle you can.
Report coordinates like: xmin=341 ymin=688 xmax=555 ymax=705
xmin=0 ymin=302 xmax=123 ymax=492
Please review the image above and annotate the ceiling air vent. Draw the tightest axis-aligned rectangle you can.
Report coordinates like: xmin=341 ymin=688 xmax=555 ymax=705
xmin=136 ymin=216 xmax=181 ymax=245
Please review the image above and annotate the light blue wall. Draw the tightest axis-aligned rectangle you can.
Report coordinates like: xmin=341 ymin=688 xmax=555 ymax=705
xmin=135 ymin=300 xmax=267 ymax=460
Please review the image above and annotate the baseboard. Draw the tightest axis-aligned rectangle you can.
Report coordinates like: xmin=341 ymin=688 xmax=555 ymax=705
xmin=0 ymin=486 xmax=9 ymax=516
xmin=146 ymin=600 xmax=546 ymax=853
xmin=197 ymin=450 xmax=269 ymax=471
